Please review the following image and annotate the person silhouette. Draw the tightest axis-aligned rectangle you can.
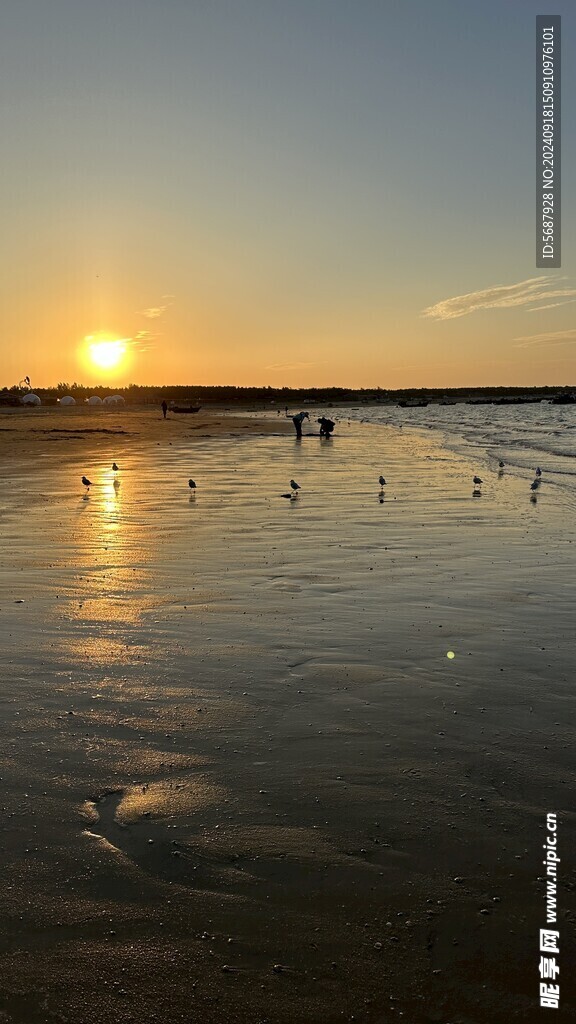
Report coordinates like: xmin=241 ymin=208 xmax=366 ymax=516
xmin=318 ymin=417 xmax=335 ymax=438
xmin=161 ymin=400 xmax=168 ymax=419
xmin=292 ymin=411 xmax=309 ymax=438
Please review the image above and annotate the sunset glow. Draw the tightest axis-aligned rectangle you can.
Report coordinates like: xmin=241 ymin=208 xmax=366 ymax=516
xmin=1 ymin=2 xmax=574 ymax=390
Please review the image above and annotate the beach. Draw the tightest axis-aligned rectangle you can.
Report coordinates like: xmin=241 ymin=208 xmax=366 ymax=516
xmin=0 ymin=404 xmax=574 ymax=1023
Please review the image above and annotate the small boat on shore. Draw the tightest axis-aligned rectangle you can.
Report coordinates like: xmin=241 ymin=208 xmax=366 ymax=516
xmin=171 ymin=406 xmax=201 ymax=414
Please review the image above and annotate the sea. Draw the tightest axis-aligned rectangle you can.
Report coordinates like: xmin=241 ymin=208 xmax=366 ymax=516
xmin=258 ymin=400 xmax=576 ymax=497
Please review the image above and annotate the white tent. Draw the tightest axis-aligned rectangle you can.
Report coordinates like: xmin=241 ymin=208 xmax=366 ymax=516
xmin=86 ymin=395 xmax=103 ymax=405
xmin=59 ymin=396 xmax=76 ymax=406
xmin=103 ymin=394 xmax=125 ymax=405
xmin=21 ymin=393 xmax=41 ymax=406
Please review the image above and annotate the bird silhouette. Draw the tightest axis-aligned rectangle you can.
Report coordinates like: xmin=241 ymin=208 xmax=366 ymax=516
xmin=498 ymin=461 xmax=505 ymax=468
xmin=290 ymin=479 xmax=301 ymax=493
xmin=535 ymin=467 xmax=542 ymax=477
xmin=81 ymin=476 xmax=92 ymax=488
xmin=379 ymin=475 xmax=386 ymax=487
xmin=188 ymin=479 xmax=197 ymax=491
xmin=473 ymin=476 xmax=483 ymax=485
xmin=531 ymin=480 xmax=540 ymax=491
xmin=112 ymin=462 xmax=119 ymax=472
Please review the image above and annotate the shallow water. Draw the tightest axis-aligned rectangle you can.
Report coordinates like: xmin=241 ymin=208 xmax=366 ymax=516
xmin=323 ymin=401 xmax=576 ymax=496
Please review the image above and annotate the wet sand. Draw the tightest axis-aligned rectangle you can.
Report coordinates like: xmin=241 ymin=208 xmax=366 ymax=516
xmin=0 ymin=406 xmax=575 ymax=1023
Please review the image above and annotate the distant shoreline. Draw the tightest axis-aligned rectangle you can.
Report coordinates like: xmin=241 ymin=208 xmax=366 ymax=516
xmin=1 ymin=382 xmax=575 ymax=413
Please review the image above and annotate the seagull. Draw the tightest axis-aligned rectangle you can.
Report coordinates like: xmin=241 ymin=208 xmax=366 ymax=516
xmin=188 ymin=479 xmax=197 ymax=491
xmin=535 ymin=467 xmax=542 ymax=477
xmin=81 ymin=476 xmax=92 ymax=488
xmin=112 ymin=462 xmax=119 ymax=472
xmin=473 ymin=476 xmax=483 ymax=485
xmin=290 ymin=479 xmax=301 ymax=493
xmin=379 ymin=475 xmax=386 ymax=487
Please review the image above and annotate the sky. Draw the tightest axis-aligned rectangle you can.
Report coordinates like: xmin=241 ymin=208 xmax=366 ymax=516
xmin=1 ymin=0 xmax=575 ymax=390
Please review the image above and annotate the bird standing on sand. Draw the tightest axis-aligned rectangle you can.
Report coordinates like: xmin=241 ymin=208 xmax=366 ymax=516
xmin=535 ymin=467 xmax=542 ymax=477
xmin=290 ymin=479 xmax=301 ymax=494
xmin=379 ymin=475 xmax=386 ymax=487
xmin=531 ymin=479 xmax=540 ymax=491
xmin=81 ymin=475 xmax=92 ymax=489
xmin=498 ymin=461 xmax=505 ymax=469
xmin=112 ymin=462 xmax=119 ymax=472
xmin=473 ymin=476 xmax=483 ymax=485
xmin=188 ymin=479 xmax=197 ymax=491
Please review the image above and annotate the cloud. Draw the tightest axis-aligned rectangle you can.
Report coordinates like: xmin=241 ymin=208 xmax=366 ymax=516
xmin=140 ymin=305 xmax=168 ymax=319
xmin=138 ymin=296 xmax=174 ymax=319
xmin=130 ymin=330 xmax=159 ymax=352
xmin=513 ymin=328 xmax=576 ymax=349
xmin=422 ymin=276 xmax=576 ymax=320
xmin=265 ymin=361 xmax=319 ymax=372
xmin=526 ymin=299 xmax=576 ymax=312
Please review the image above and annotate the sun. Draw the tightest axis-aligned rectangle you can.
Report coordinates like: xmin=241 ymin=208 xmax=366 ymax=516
xmin=89 ymin=338 xmax=126 ymax=369
xmin=83 ymin=335 xmax=130 ymax=374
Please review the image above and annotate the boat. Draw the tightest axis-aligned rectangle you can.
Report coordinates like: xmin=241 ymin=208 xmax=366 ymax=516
xmin=171 ymin=405 xmax=201 ymax=414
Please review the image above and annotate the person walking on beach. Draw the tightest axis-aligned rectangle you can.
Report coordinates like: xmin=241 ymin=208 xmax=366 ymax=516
xmin=292 ymin=411 xmax=309 ymax=438
xmin=318 ymin=416 xmax=335 ymax=438
xmin=161 ymin=400 xmax=168 ymax=419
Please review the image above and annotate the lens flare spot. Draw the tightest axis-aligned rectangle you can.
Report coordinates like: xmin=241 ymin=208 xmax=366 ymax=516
xmin=447 ymin=651 xmax=456 ymax=659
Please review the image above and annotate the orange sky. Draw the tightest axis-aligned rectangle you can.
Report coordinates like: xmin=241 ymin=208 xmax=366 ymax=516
xmin=1 ymin=1 xmax=574 ymax=390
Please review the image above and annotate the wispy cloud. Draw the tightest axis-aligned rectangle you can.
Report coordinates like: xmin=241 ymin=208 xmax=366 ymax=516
xmin=526 ymin=299 xmax=576 ymax=312
xmin=513 ymin=328 xmax=576 ymax=349
xmin=422 ymin=276 xmax=576 ymax=320
xmin=122 ymin=330 xmax=159 ymax=353
xmin=265 ymin=361 xmax=319 ymax=372
xmin=140 ymin=305 xmax=168 ymax=319
xmin=138 ymin=296 xmax=175 ymax=319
